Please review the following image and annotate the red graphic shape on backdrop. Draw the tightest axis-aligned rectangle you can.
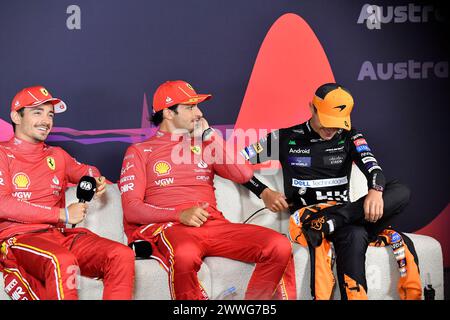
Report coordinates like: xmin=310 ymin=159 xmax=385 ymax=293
xmin=416 ymin=203 xmax=450 ymax=267
xmin=231 ymin=13 xmax=335 ymax=170
xmin=234 ymin=13 xmax=335 ymax=134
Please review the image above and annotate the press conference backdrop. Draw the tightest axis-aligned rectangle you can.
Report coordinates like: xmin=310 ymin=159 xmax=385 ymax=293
xmin=0 ymin=1 xmax=448 ymax=265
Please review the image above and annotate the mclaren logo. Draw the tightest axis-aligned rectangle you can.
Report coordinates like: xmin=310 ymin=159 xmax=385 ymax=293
xmin=334 ymin=105 xmax=347 ymax=111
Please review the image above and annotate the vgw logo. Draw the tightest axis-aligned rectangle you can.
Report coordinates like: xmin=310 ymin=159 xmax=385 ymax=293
xmin=357 ymin=3 xmax=443 ymax=29
xmin=13 ymin=192 xmax=32 ymax=200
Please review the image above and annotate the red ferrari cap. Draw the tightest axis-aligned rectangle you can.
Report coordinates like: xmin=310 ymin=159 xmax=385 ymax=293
xmin=11 ymin=86 xmax=67 ymax=113
xmin=152 ymin=80 xmax=211 ymax=112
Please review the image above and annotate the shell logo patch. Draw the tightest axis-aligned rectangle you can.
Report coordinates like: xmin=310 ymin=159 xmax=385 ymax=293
xmin=13 ymin=173 xmax=30 ymax=189
xmin=153 ymin=161 xmax=172 ymax=176
xmin=47 ymin=157 xmax=56 ymax=170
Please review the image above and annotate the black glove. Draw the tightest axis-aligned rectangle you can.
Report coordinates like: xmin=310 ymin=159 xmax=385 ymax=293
xmin=302 ymin=226 xmax=324 ymax=248
xmin=301 ymin=212 xmax=336 ymax=247
xmin=129 ymin=241 xmax=153 ymax=259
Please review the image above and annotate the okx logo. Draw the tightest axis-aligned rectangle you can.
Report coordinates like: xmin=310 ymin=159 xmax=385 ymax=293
xmin=357 ymin=3 xmax=443 ymax=29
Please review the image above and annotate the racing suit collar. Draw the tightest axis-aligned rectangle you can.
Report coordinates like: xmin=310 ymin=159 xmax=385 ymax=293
xmin=9 ymin=136 xmax=46 ymax=153
xmin=156 ymin=129 xmax=191 ymax=142
xmin=305 ymin=119 xmax=343 ymax=141
xmin=306 ymin=120 xmax=312 ymax=133
xmin=305 ymin=120 xmax=322 ymax=140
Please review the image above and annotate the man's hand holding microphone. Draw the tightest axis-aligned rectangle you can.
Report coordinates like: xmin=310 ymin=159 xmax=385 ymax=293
xmin=59 ymin=176 xmax=107 ymax=226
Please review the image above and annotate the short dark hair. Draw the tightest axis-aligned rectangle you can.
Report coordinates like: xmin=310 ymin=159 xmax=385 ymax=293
xmin=11 ymin=108 xmax=25 ymax=133
xmin=315 ymin=83 xmax=352 ymax=99
xmin=150 ymin=104 xmax=179 ymax=126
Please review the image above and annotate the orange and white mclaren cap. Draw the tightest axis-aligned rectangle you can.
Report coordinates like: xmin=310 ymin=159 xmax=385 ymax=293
xmin=152 ymin=80 xmax=211 ymax=112
xmin=11 ymin=86 xmax=67 ymax=113
xmin=312 ymin=83 xmax=354 ymax=130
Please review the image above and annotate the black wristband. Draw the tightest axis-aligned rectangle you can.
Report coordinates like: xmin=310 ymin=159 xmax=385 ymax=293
xmin=369 ymin=171 xmax=386 ymax=192
xmin=371 ymin=185 xmax=384 ymax=192
xmin=242 ymin=175 xmax=268 ymax=198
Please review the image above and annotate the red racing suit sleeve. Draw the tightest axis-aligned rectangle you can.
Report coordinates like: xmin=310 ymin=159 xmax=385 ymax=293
xmin=0 ymin=151 xmax=60 ymax=224
xmin=59 ymin=147 xmax=101 ymax=184
xmin=119 ymin=145 xmax=183 ymax=225
xmin=203 ymin=129 xmax=254 ymax=184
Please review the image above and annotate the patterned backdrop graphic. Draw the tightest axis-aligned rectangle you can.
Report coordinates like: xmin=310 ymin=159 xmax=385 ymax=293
xmin=0 ymin=1 xmax=449 ymax=264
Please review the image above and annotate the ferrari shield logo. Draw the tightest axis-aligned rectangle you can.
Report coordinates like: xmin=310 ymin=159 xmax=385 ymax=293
xmin=46 ymin=157 xmax=56 ymax=170
xmin=40 ymin=88 xmax=49 ymax=96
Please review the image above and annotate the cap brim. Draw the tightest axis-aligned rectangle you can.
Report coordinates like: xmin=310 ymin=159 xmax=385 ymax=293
xmin=29 ymin=98 xmax=67 ymax=113
xmin=317 ymin=111 xmax=351 ymax=130
xmin=180 ymin=94 xmax=212 ymax=105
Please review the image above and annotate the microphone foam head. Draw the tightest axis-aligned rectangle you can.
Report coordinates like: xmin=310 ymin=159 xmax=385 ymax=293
xmin=76 ymin=176 xmax=97 ymax=202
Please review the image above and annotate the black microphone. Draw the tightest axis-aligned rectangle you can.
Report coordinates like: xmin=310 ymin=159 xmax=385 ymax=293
xmin=71 ymin=176 xmax=97 ymax=228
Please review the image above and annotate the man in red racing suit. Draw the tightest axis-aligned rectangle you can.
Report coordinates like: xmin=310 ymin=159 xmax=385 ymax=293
xmin=119 ymin=80 xmax=296 ymax=300
xmin=0 ymin=86 xmax=135 ymax=300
